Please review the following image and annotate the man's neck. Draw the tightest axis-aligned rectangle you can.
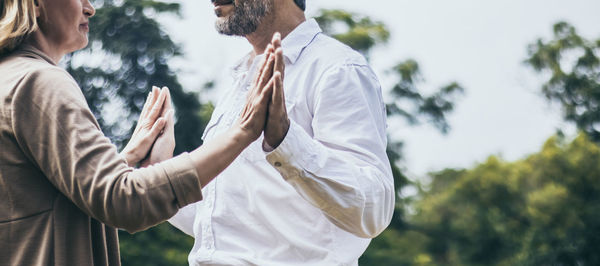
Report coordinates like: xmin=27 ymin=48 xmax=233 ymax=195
xmin=246 ymin=9 xmax=306 ymax=56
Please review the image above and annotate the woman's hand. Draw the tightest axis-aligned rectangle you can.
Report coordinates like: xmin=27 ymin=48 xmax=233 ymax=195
xmin=186 ymin=46 xmax=278 ymax=187
xmin=233 ymin=44 xmax=278 ymax=145
xmin=140 ymin=87 xmax=176 ymax=167
xmin=120 ymin=86 xmax=169 ymax=167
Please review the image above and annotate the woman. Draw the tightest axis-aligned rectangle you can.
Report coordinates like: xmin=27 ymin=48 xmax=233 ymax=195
xmin=0 ymin=0 xmax=281 ymax=265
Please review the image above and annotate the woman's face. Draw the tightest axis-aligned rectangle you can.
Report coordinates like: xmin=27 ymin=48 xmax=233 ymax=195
xmin=38 ymin=0 xmax=95 ymax=54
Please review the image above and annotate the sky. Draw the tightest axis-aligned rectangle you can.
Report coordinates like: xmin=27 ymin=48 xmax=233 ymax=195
xmin=162 ymin=0 xmax=600 ymax=179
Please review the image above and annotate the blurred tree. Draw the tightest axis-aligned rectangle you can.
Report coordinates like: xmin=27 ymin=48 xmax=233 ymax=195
xmin=65 ymin=0 xmax=209 ymax=265
xmin=358 ymin=21 xmax=600 ymax=266
xmin=67 ymin=3 xmax=464 ymax=265
xmin=118 ymin=223 xmax=193 ymax=266
xmin=387 ymin=60 xmax=464 ymax=134
xmin=313 ymin=9 xmax=464 ymax=265
xmin=66 ymin=0 xmax=209 ymax=154
xmin=401 ymin=134 xmax=600 ymax=265
xmin=315 ymin=9 xmax=389 ymax=56
xmin=526 ymin=21 xmax=600 ymax=140
xmin=315 ymin=10 xmax=464 ymax=134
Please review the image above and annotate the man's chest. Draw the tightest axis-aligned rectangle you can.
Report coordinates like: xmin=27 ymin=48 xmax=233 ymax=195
xmin=203 ymin=65 xmax=318 ymax=144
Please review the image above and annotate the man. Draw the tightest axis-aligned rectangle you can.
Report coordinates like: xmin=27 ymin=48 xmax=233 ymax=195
xmin=169 ymin=0 xmax=395 ymax=264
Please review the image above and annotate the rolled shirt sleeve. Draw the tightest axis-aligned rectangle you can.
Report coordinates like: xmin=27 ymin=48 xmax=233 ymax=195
xmin=11 ymin=67 xmax=202 ymax=233
xmin=266 ymin=63 xmax=395 ymax=238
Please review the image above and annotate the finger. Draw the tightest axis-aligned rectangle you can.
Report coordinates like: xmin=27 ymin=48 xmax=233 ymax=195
xmin=274 ymin=47 xmax=285 ymax=81
xmin=142 ymin=86 xmax=160 ymax=121
xmin=150 ymin=86 xmax=160 ymax=109
xmin=147 ymin=88 xmax=168 ymax=124
xmin=257 ymin=53 xmax=276 ymax=93
xmin=134 ymin=90 xmax=154 ymax=134
xmin=140 ymin=90 xmax=153 ymax=119
xmin=271 ymin=32 xmax=281 ymax=49
xmin=260 ymin=77 xmax=276 ymax=108
xmin=148 ymin=117 xmax=167 ymax=139
xmin=161 ymin=86 xmax=172 ymax=116
xmin=164 ymin=109 xmax=175 ymax=136
xmin=255 ymin=52 xmax=274 ymax=88
xmin=252 ymin=44 xmax=274 ymax=87
xmin=272 ymin=71 xmax=286 ymax=110
xmin=252 ymin=76 xmax=275 ymax=113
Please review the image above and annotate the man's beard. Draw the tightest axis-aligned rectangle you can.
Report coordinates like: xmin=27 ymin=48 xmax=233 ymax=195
xmin=215 ymin=0 xmax=273 ymax=36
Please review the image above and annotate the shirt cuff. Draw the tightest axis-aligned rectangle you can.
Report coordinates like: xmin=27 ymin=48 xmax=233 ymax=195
xmin=266 ymin=120 xmax=324 ymax=179
xmin=161 ymin=152 xmax=203 ymax=208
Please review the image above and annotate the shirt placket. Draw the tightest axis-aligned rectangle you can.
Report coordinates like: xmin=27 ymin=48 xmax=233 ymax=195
xmin=197 ymin=60 xmax=256 ymax=260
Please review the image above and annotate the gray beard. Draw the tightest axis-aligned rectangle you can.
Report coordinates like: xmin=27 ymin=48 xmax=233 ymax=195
xmin=215 ymin=0 xmax=273 ymax=36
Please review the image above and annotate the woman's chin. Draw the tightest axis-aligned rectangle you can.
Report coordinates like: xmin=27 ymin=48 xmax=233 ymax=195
xmin=72 ymin=38 xmax=89 ymax=53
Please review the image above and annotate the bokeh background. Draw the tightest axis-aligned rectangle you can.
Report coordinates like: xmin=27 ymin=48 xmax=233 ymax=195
xmin=66 ymin=0 xmax=600 ymax=265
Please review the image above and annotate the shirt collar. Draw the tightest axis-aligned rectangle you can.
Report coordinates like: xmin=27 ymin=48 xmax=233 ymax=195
xmin=280 ymin=18 xmax=322 ymax=65
xmin=13 ymin=44 xmax=57 ymax=66
xmin=230 ymin=18 xmax=323 ymax=77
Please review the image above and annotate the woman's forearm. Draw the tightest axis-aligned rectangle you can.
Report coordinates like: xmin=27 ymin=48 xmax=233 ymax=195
xmin=190 ymin=127 xmax=253 ymax=187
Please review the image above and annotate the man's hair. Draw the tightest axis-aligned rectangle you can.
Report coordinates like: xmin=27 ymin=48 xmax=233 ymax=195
xmin=293 ymin=0 xmax=305 ymax=11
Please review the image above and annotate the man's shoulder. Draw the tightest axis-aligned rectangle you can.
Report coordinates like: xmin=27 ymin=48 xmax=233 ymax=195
xmin=302 ymin=33 xmax=369 ymax=69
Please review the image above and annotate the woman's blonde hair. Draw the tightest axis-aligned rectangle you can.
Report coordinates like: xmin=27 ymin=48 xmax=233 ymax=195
xmin=0 ymin=0 xmax=38 ymax=55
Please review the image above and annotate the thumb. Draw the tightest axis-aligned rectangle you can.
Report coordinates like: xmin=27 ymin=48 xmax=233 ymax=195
xmin=148 ymin=117 xmax=167 ymax=140
xmin=273 ymin=71 xmax=285 ymax=110
xmin=164 ymin=109 xmax=175 ymax=136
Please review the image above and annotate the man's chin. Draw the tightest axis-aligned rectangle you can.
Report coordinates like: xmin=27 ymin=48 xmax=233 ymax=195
xmin=215 ymin=19 xmax=246 ymax=36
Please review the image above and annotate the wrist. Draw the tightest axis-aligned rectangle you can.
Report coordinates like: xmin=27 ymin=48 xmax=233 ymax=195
xmin=265 ymin=118 xmax=290 ymax=150
xmin=119 ymin=150 xmax=138 ymax=167
xmin=230 ymin=126 xmax=257 ymax=148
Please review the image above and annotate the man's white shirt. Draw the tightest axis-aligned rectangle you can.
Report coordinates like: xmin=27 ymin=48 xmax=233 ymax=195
xmin=169 ymin=19 xmax=395 ymax=266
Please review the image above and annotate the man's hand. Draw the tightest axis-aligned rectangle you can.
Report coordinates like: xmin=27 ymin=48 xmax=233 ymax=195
xmin=234 ymin=43 xmax=277 ymax=145
xmin=263 ymin=32 xmax=290 ymax=151
xmin=140 ymin=87 xmax=176 ymax=167
xmin=120 ymin=86 xmax=169 ymax=166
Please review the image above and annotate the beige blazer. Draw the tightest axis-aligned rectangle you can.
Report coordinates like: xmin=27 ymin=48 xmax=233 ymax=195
xmin=0 ymin=46 xmax=202 ymax=266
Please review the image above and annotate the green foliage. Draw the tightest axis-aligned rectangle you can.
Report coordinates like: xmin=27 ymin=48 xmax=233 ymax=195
xmin=67 ymin=0 xmax=207 ymax=154
xmin=526 ymin=21 xmax=600 ymax=141
xmin=66 ymin=1 xmax=203 ymax=265
xmin=362 ymin=134 xmax=600 ymax=265
xmin=69 ymin=3 xmax=466 ymax=264
xmin=315 ymin=9 xmax=464 ymax=134
xmin=387 ymin=59 xmax=464 ymax=133
xmin=359 ymin=21 xmax=600 ymax=266
xmin=119 ymin=223 xmax=192 ymax=266
xmin=315 ymin=9 xmax=390 ymax=56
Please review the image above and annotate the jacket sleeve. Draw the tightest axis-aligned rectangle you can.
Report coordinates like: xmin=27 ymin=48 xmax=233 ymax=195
xmin=11 ymin=67 xmax=202 ymax=233
xmin=266 ymin=63 xmax=395 ymax=238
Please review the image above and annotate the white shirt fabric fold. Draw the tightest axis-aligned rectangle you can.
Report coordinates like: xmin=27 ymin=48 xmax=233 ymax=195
xmin=169 ymin=19 xmax=395 ymax=266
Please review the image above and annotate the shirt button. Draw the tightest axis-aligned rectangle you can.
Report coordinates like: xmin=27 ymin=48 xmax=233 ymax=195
xmin=274 ymin=162 xmax=282 ymax=167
